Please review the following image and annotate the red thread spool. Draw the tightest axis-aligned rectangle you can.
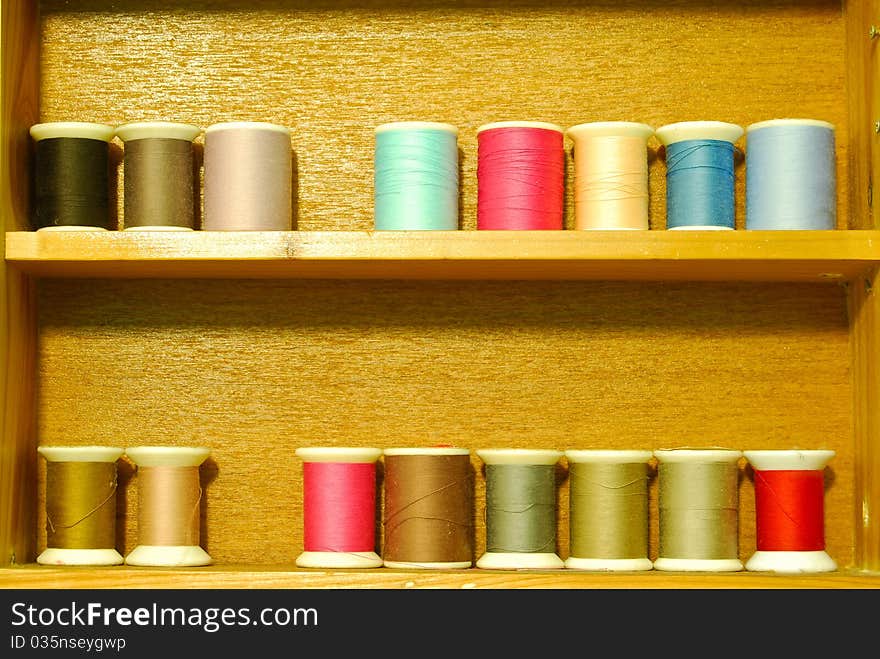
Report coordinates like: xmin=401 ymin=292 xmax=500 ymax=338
xmin=295 ymin=447 xmax=382 ymax=568
xmin=477 ymin=121 xmax=564 ymax=230
xmin=744 ymin=450 xmax=837 ymax=573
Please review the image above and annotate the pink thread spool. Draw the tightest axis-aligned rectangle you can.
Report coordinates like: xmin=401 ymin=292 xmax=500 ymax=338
xmin=477 ymin=121 xmax=564 ymax=230
xmin=203 ymin=121 xmax=292 ymax=231
xmin=295 ymin=447 xmax=383 ymax=569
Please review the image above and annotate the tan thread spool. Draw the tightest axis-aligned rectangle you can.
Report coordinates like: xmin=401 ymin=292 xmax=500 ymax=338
xmin=382 ymin=447 xmax=473 ymax=569
xmin=203 ymin=121 xmax=292 ymax=230
xmin=124 ymin=446 xmax=213 ymax=567
xmin=37 ymin=446 xmax=124 ymax=566
xmin=654 ymin=448 xmax=743 ymax=572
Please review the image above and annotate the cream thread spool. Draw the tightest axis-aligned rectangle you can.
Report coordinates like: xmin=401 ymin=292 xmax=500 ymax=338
xmin=564 ymin=449 xmax=653 ymax=571
xmin=653 ymin=448 xmax=744 ymax=572
xmin=744 ymin=449 xmax=837 ymax=573
xmin=115 ymin=121 xmax=202 ymax=231
xmin=476 ymin=448 xmax=564 ymax=570
xmin=124 ymin=446 xmax=212 ymax=567
xmin=566 ymin=121 xmax=654 ymax=230
xmin=37 ymin=446 xmax=124 ymax=566
xmin=203 ymin=121 xmax=292 ymax=231
xmin=295 ymin=447 xmax=383 ymax=569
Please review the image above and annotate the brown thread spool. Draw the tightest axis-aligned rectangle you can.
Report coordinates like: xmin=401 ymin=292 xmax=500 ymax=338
xmin=115 ymin=121 xmax=202 ymax=230
xmin=29 ymin=122 xmax=115 ymax=231
xmin=203 ymin=121 xmax=292 ymax=230
xmin=382 ymin=447 xmax=473 ymax=569
xmin=37 ymin=446 xmax=124 ymax=566
xmin=124 ymin=446 xmax=212 ymax=567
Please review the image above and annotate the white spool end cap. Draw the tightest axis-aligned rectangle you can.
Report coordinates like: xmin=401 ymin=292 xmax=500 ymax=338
xmin=124 ymin=545 xmax=213 ymax=567
xmin=383 ymin=559 xmax=472 ymax=569
xmin=746 ymin=118 xmax=835 ymax=134
xmin=374 ymin=121 xmax=459 ymax=136
xmin=477 ymin=551 xmax=564 ymax=570
xmin=564 ymin=556 xmax=653 ymax=571
xmin=30 ymin=122 xmax=115 ymax=142
xmin=566 ymin=121 xmax=654 ymax=141
xmin=115 ymin=121 xmax=202 ymax=142
xmin=565 ymin=449 xmax=653 ymax=464
xmin=37 ymin=226 xmax=108 ymax=232
xmin=667 ymin=226 xmax=735 ymax=231
xmin=652 ymin=557 xmax=743 ymax=572
xmin=296 ymin=551 xmax=382 ymax=569
xmin=476 ymin=448 xmax=562 ymax=466
xmin=477 ymin=121 xmax=563 ymax=134
xmin=744 ymin=449 xmax=835 ymax=471
xmin=125 ymin=446 xmax=210 ymax=467
xmin=123 ymin=226 xmax=194 ymax=232
xmin=296 ymin=447 xmax=382 ymax=463
xmin=654 ymin=448 xmax=743 ymax=463
xmin=38 ymin=446 xmax=124 ymax=463
xmin=746 ymin=550 xmax=836 ymax=574
xmin=654 ymin=121 xmax=744 ymax=146
xmin=37 ymin=548 xmax=124 ymax=566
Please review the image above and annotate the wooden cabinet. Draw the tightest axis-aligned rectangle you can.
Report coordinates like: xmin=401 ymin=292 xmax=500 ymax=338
xmin=2 ymin=0 xmax=879 ymax=589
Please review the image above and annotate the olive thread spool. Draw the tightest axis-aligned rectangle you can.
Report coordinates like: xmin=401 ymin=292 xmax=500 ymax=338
xmin=653 ymin=448 xmax=744 ymax=572
xmin=124 ymin=446 xmax=212 ymax=567
xmin=203 ymin=121 xmax=292 ymax=231
xmin=374 ymin=121 xmax=460 ymax=230
xmin=654 ymin=121 xmax=743 ymax=230
xmin=295 ymin=447 xmax=383 ymax=569
xmin=476 ymin=449 xmax=564 ymax=570
xmin=745 ymin=119 xmax=837 ymax=230
xmin=30 ymin=122 xmax=115 ymax=231
xmin=564 ymin=450 xmax=653 ymax=571
xmin=115 ymin=121 xmax=202 ymax=231
xmin=37 ymin=446 xmax=124 ymax=566
xmin=744 ymin=449 xmax=837 ymax=573
xmin=566 ymin=121 xmax=655 ymax=230
xmin=476 ymin=121 xmax=564 ymax=230
xmin=382 ymin=447 xmax=473 ymax=569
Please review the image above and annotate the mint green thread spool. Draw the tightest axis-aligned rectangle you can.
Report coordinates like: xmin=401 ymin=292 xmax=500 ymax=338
xmin=374 ymin=122 xmax=459 ymax=230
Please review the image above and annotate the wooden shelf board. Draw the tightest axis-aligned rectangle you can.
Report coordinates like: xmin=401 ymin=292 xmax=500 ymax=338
xmin=1 ymin=565 xmax=878 ymax=589
xmin=5 ymin=230 xmax=880 ymax=281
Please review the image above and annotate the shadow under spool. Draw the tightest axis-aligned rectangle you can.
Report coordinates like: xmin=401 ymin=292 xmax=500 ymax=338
xmin=382 ymin=447 xmax=473 ymax=568
xmin=116 ymin=121 xmax=202 ymax=230
xmin=30 ymin=122 xmax=115 ymax=231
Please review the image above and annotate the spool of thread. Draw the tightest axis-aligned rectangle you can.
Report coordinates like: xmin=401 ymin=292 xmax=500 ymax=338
xmin=653 ymin=448 xmax=743 ymax=572
xmin=203 ymin=121 xmax=292 ymax=230
xmin=115 ymin=121 xmax=202 ymax=231
xmin=566 ymin=121 xmax=654 ymax=230
xmin=475 ymin=449 xmax=564 ymax=569
xmin=564 ymin=450 xmax=653 ymax=571
xmin=374 ymin=121 xmax=459 ymax=230
xmin=29 ymin=122 xmax=115 ymax=231
xmin=382 ymin=447 xmax=473 ymax=568
xmin=37 ymin=446 xmax=124 ymax=566
xmin=124 ymin=446 xmax=212 ymax=567
xmin=476 ymin=121 xmax=564 ymax=230
xmin=295 ymin=447 xmax=382 ymax=568
xmin=745 ymin=119 xmax=836 ymax=230
xmin=654 ymin=121 xmax=743 ymax=230
xmin=744 ymin=449 xmax=836 ymax=573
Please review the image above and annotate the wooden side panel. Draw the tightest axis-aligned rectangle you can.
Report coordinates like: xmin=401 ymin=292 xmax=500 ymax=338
xmin=0 ymin=1 xmax=39 ymax=565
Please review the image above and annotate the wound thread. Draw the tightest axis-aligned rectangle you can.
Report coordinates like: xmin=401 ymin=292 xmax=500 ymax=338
xmin=485 ymin=464 xmax=556 ymax=553
xmin=477 ymin=122 xmax=564 ymax=230
xmin=137 ymin=466 xmax=202 ymax=546
xmin=45 ymin=461 xmax=117 ymax=550
xmin=382 ymin=448 xmax=473 ymax=568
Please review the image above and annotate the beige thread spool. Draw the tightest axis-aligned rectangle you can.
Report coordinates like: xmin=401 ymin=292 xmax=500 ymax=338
xmin=37 ymin=446 xmax=124 ymax=566
xmin=203 ymin=121 xmax=292 ymax=231
xmin=124 ymin=446 xmax=212 ymax=567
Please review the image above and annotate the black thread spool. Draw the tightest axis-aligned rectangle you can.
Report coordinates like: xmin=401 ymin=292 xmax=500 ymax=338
xmin=30 ymin=122 xmax=115 ymax=231
xmin=115 ymin=122 xmax=202 ymax=230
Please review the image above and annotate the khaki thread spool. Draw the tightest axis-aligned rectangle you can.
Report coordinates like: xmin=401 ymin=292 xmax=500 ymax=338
xmin=295 ymin=447 xmax=383 ymax=569
xmin=203 ymin=121 xmax=292 ymax=231
xmin=476 ymin=448 xmax=564 ymax=570
xmin=115 ymin=121 xmax=202 ymax=231
xmin=382 ymin=447 xmax=473 ymax=569
xmin=564 ymin=449 xmax=653 ymax=571
xmin=29 ymin=121 xmax=115 ymax=231
xmin=37 ymin=446 xmax=124 ymax=566
xmin=744 ymin=449 xmax=837 ymax=574
xmin=653 ymin=448 xmax=744 ymax=572
xmin=124 ymin=446 xmax=212 ymax=567
xmin=566 ymin=121 xmax=654 ymax=230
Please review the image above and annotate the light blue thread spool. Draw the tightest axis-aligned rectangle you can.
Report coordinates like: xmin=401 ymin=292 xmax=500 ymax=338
xmin=374 ymin=121 xmax=459 ymax=230
xmin=655 ymin=121 xmax=743 ymax=230
xmin=745 ymin=119 xmax=836 ymax=230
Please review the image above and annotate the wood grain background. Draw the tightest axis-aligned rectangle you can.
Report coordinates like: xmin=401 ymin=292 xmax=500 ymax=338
xmin=38 ymin=0 xmax=850 ymax=231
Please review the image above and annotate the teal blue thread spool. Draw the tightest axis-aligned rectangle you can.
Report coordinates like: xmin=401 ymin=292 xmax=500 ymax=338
xmin=655 ymin=121 xmax=743 ymax=230
xmin=374 ymin=122 xmax=459 ymax=230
